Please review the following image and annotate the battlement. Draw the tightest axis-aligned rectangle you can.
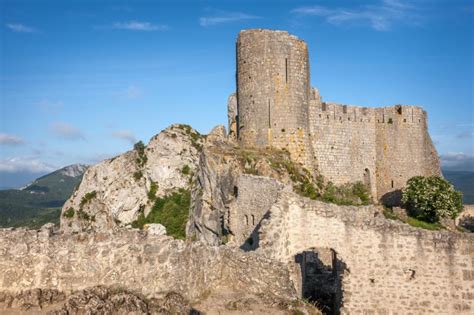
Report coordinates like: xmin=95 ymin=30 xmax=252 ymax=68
xmin=231 ymin=29 xmax=441 ymax=202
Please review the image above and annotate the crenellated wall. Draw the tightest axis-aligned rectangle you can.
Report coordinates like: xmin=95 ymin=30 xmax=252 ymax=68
xmin=231 ymin=29 xmax=441 ymax=202
xmin=308 ymin=97 xmax=441 ymax=201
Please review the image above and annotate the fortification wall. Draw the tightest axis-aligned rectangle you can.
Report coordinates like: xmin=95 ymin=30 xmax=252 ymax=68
xmin=0 ymin=227 xmax=296 ymax=302
xmin=258 ymin=192 xmax=474 ymax=314
xmin=309 ymin=97 xmax=378 ymax=197
xmin=307 ymin=98 xmax=441 ymax=200
xmin=375 ymin=106 xmax=441 ymax=202
xmin=236 ymin=29 xmax=313 ymax=167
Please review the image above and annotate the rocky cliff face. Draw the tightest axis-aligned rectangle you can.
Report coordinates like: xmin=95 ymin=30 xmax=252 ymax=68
xmin=60 ymin=124 xmax=204 ymax=233
xmin=187 ymin=130 xmax=317 ymax=246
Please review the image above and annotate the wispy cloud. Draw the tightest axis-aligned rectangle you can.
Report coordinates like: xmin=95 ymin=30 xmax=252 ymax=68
xmin=291 ymin=0 xmax=420 ymax=31
xmin=6 ymin=23 xmax=38 ymax=33
xmin=111 ymin=130 xmax=137 ymax=145
xmin=50 ymin=122 xmax=84 ymax=140
xmin=0 ymin=156 xmax=56 ymax=173
xmin=457 ymin=131 xmax=474 ymax=139
xmin=441 ymin=152 xmax=474 ymax=171
xmin=199 ymin=11 xmax=260 ymax=27
xmin=0 ymin=133 xmax=24 ymax=146
xmin=112 ymin=21 xmax=168 ymax=31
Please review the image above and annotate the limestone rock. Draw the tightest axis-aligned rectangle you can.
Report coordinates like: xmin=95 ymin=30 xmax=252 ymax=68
xmin=60 ymin=124 xmax=204 ymax=233
xmin=144 ymin=223 xmax=167 ymax=236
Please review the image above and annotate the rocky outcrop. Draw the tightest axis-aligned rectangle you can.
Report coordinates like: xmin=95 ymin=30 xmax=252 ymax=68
xmin=60 ymin=124 xmax=204 ymax=233
xmin=187 ymin=134 xmax=315 ymax=246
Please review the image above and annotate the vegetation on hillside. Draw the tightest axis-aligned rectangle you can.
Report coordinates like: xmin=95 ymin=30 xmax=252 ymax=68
xmin=131 ymin=188 xmax=190 ymax=239
xmin=402 ymin=176 xmax=463 ymax=223
xmin=0 ymin=166 xmax=86 ymax=229
xmin=236 ymin=147 xmax=371 ymax=206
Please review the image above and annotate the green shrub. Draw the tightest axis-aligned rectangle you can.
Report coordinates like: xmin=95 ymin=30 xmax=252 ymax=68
xmin=63 ymin=207 xmax=75 ymax=218
xmin=77 ymin=209 xmax=91 ymax=221
xmin=148 ymin=181 xmax=158 ymax=201
xmin=181 ymin=165 xmax=190 ymax=176
xmin=131 ymin=189 xmax=190 ymax=240
xmin=80 ymin=191 xmax=97 ymax=208
xmin=134 ymin=141 xmax=148 ymax=167
xmin=402 ymin=176 xmax=463 ymax=223
xmin=133 ymin=171 xmax=143 ymax=181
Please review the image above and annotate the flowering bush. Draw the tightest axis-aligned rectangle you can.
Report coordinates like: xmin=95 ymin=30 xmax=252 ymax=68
xmin=402 ymin=176 xmax=463 ymax=222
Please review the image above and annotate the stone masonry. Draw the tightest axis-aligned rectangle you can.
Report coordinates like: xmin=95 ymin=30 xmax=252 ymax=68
xmin=229 ymin=29 xmax=441 ymax=202
xmin=257 ymin=191 xmax=474 ymax=314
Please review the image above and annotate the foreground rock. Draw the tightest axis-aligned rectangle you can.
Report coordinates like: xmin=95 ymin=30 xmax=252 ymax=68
xmin=61 ymin=124 xmax=204 ymax=233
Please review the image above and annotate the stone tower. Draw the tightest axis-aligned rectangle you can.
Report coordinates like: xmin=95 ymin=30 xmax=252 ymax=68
xmin=236 ymin=29 xmax=314 ymax=167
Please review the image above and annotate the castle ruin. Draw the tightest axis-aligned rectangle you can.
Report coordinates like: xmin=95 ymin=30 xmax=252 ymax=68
xmin=228 ymin=29 xmax=441 ymax=202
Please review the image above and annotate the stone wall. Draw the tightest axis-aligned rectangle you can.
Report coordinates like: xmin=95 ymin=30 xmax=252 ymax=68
xmin=309 ymin=100 xmax=441 ymax=201
xmin=0 ymin=226 xmax=296 ymax=303
xmin=374 ymin=106 xmax=441 ymax=202
xmin=236 ymin=29 xmax=314 ymax=168
xmin=227 ymin=175 xmax=285 ymax=247
xmin=257 ymin=192 xmax=474 ymax=314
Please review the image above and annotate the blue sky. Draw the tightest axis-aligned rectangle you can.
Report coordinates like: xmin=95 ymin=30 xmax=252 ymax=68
xmin=0 ymin=0 xmax=473 ymax=187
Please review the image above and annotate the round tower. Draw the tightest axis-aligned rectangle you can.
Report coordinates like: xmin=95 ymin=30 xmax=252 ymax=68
xmin=236 ymin=29 xmax=313 ymax=165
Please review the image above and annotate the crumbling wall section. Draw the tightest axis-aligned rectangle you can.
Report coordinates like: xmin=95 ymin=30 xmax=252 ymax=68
xmin=258 ymin=192 xmax=474 ymax=314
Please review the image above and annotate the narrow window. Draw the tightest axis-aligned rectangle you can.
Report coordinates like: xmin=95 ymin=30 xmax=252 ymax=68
xmin=244 ymin=215 xmax=248 ymax=226
xmin=285 ymin=58 xmax=288 ymax=83
xmin=322 ymin=102 xmax=327 ymax=111
xmin=251 ymin=214 xmax=255 ymax=225
xmin=343 ymin=105 xmax=347 ymax=114
xmin=391 ymin=180 xmax=394 ymax=188
xmin=233 ymin=186 xmax=238 ymax=197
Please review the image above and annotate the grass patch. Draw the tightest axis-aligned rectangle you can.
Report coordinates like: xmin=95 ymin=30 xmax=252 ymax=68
xmin=131 ymin=188 xmax=190 ymax=239
xmin=383 ymin=207 xmax=442 ymax=230
xmin=405 ymin=216 xmax=442 ymax=230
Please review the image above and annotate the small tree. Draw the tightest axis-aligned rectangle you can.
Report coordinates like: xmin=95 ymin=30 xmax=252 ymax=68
xmin=402 ymin=176 xmax=463 ymax=223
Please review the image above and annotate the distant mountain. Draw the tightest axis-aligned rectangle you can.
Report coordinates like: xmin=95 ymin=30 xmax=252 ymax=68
xmin=443 ymin=170 xmax=474 ymax=205
xmin=0 ymin=164 xmax=87 ymax=229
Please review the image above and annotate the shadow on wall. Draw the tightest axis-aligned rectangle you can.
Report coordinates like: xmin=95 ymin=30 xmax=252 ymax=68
xmin=239 ymin=211 xmax=272 ymax=251
xmin=459 ymin=215 xmax=474 ymax=232
xmin=294 ymin=248 xmax=347 ymax=315
xmin=380 ymin=189 xmax=402 ymax=207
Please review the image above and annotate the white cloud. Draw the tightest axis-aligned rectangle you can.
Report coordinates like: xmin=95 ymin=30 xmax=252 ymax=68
xmin=0 ymin=156 xmax=56 ymax=173
xmin=50 ymin=122 xmax=84 ymax=140
xmin=6 ymin=23 xmax=38 ymax=33
xmin=441 ymin=152 xmax=474 ymax=171
xmin=112 ymin=21 xmax=168 ymax=31
xmin=457 ymin=131 xmax=474 ymax=139
xmin=199 ymin=11 xmax=260 ymax=27
xmin=111 ymin=130 xmax=137 ymax=145
xmin=0 ymin=133 xmax=24 ymax=145
xmin=291 ymin=0 xmax=419 ymax=31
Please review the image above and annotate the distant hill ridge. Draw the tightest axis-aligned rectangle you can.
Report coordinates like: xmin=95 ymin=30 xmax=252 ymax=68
xmin=0 ymin=164 xmax=88 ymax=229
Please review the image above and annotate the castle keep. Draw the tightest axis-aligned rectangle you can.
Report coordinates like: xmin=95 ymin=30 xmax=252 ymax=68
xmin=229 ymin=29 xmax=441 ymax=201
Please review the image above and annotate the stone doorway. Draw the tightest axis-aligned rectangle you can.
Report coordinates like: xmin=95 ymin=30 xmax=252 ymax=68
xmin=294 ymin=248 xmax=345 ymax=315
